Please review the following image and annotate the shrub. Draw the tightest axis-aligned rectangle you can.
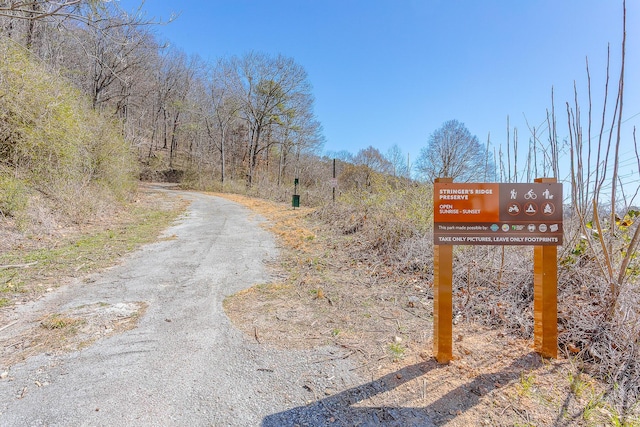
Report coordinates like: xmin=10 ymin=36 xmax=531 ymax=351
xmin=0 ymin=38 xmax=137 ymax=223
xmin=315 ymin=178 xmax=639 ymax=413
xmin=0 ymin=174 xmax=28 ymax=218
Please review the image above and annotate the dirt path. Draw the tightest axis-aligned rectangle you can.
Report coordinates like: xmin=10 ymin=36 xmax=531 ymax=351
xmin=1 ymin=188 xmax=429 ymax=426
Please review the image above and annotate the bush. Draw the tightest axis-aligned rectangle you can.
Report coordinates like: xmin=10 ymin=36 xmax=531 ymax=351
xmin=314 ymin=178 xmax=639 ymax=413
xmin=315 ymin=174 xmax=432 ymax=267
xmin=0 ymin=38 xmax=137 ymax=223
xmin=0 ymin=174 xmax=28 ymax=218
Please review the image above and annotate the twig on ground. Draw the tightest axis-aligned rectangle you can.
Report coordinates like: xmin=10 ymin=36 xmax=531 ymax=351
xmin=0 ymin=261 xmax=38 ymax=270
xmin=349 ymin=355 xmax=387 ymax=371
xmin=402 ymin=307 xmax=431 ymax=320
xmin=500 ymin=403 xmax=512 ymax=416
xmin=311 ymin=350 xmax=354 ymax=364
xmin=0 ymin=320 xmax=19 ymax=333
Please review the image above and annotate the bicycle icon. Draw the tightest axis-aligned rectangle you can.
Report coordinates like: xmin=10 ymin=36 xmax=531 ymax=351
xmin=524 ymin=189 xmax=537 ymax=200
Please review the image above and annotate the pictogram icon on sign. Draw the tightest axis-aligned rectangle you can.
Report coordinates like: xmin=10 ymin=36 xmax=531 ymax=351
xmin=507 ymin=203 xmax=520 ymax=215
xmin=525 ymin=202 xmax=537 ymax=215
xmin=542 ymin=203 xmax=555 ymax=215
xmin=524 ymin=189 xmax=537 ymax=199
xmin=542 ymin=188 xmax=554 ymax=199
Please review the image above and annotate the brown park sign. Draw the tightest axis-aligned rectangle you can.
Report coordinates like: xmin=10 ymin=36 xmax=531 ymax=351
xmin=433 ymin=182 xmax=563 ymax=246
xmin=432 ymin=178 xmax=561 ymax=363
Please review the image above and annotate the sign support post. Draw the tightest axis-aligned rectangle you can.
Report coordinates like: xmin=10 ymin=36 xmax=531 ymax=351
xmin=533 ymin=178 xmax=558 ymax=358
xmin=433 ymin=178 xmax=454 ymax=363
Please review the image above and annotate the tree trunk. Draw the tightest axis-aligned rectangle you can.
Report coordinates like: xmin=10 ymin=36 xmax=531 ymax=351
xmin=169 ymin=111 xmax=180 ymax=168
xmin=220 ymin=128 xmax=226 ymax=184
xmin=277 ymin=144 xmax=284 ymax=186
xmin=247 ymin=125 xmax=261 ymax=187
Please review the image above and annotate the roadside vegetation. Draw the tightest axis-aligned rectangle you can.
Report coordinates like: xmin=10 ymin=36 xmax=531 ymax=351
xmin=223 ymin=191 xmax=638 ymax=426
xmin=0 ymin=182 xmax=186 ymax=305
xmin=0 ymin=0 xmax=638 ymax=424
xmin=0 ymin=36 xmax=186 ymax=306
xmin=0 ymin=40 xmax=137 ymax=224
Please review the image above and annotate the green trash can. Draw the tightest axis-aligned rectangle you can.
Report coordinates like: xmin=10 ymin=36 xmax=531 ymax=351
xmin=292 ymin=194 xmax=300 ymax=208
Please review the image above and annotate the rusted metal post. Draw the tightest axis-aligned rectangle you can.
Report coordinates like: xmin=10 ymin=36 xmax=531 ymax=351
xmin=533 ymin=177 xmax=558 ymax=358
xmin=434 ymin=177 xmax=454 ymax=363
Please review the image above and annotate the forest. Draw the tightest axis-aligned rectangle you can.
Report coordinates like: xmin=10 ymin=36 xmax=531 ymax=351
xmin=0 ymin=0 xmax=639 ymax=420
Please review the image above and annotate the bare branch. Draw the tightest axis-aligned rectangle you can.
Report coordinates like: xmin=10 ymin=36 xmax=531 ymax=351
xmin=611 ymin=0 xmax=627 ymax=225
xmin=0 ymin=1 xmax=84 ymax=21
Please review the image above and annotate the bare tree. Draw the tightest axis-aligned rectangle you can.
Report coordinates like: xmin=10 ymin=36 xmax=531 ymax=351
xmin=416 ymin=119 xmax=494 ymax=182
xmin=226 ymin=52 xmax=314 ymax=186
xmin=0 ymin=1 xmax=168 ymax=51
xmin=386 ymin=144 xmax=409 ymax=178
xmin=341 ymin=146 xmax=393 ymax=188
xmin=275 ymin=91 xmax=323 ymax=186
xmin=204 ymin=59 xmax=241 ymax=184
xmin=79 ymin=15 xmax=155 ymax=112
xmin=355 ymin=146 xmax=392 ymax=174
xmin=325 ymin=150 xmax=354 ymax=163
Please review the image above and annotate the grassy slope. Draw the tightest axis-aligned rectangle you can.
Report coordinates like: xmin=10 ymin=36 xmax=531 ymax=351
xmin=0 ymin=186 xmax=187 ymax=308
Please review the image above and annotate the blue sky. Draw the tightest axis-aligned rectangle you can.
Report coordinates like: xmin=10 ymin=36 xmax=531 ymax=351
xmin=122 ymin=0 xmax=639 ymax=188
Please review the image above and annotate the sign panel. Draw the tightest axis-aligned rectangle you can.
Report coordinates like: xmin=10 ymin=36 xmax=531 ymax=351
xmin=434 ymin=182 xmax=563 ymax=246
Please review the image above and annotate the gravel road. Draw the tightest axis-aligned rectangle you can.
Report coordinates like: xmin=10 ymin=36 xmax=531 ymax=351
xmin=0 ymin=189 xmax=434 ymax=426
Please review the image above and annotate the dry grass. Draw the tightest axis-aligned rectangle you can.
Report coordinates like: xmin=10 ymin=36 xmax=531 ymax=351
xmin=221 ymin=192 xmax=640 ymax=426
xmin=2 ymin=302 xmax=147 ymax=367
xmin=0 ymin=184 xmax=188 ymax=307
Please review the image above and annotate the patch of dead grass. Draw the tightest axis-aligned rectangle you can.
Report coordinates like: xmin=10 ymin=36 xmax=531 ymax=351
xmin=1 ymin=302 xmax=147 ymax=367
